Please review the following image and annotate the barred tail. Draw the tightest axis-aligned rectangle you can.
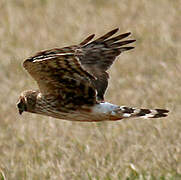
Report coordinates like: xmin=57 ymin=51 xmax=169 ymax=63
xmin=113 ymin=106 xmax=169 ymax=120
xmin=92 ymin=103 xmax=169 ymax=121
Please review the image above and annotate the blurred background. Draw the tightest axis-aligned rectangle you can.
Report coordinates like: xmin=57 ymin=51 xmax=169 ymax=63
xmin=0 ymin=0 xmax=180 ymax=179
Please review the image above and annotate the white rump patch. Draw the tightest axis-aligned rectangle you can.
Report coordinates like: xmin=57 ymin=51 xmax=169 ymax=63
xmin=92 ymin=102 xmax=118 ymax=114
xmin=122 ymin=113 xmax=131 ymax=118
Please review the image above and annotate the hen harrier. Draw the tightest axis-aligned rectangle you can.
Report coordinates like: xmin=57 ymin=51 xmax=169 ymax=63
xmin=17 ymin=28 xmax=169 ymax=121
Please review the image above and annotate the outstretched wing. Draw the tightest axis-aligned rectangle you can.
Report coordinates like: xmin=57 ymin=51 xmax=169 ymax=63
xmin=23 ymin=28 xmax=135 ymax=107
xmin=77 ymin=28 xmax=136 ymax=101
xmin=23 ymin=50 xmax=97 ymax=109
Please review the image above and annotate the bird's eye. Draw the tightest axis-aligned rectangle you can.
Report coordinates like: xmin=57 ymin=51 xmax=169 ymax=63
xmin=17 ymin=100 xmax=27 ymax=114
xmin=17 ymin=102 xmax=22 ymax=109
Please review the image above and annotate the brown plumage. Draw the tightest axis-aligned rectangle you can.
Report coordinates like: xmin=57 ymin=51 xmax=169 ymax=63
xmin=17 ymin=28 xmax=169 ymax=121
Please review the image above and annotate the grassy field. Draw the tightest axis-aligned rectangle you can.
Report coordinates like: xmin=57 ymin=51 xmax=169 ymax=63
xmin=0 ymin=0 xmax=180 ymax=179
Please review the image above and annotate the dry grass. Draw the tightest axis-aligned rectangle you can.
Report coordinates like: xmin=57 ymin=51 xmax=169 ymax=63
xmin=0 ymin=0 xmax=181 ymax=179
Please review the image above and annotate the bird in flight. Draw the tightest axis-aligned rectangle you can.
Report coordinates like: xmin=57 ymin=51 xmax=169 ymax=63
xmin=17 ymin=28 xmax=169 ymax=122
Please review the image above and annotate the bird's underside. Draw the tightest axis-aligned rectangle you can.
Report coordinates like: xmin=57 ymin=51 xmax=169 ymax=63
xmin=26 ymin=101 xmax=169 ymax=122
xmin=17 ymin=28 xmax=169 ymax=121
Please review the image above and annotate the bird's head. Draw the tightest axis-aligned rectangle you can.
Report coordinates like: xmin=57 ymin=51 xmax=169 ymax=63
xmin=17 ymin=90 xmax=38 ymax=115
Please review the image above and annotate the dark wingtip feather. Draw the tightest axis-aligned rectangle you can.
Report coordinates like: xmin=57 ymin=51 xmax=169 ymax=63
xmin=129 ymin=39 xmax=136 ymax=43
xmin=119 ymin=47 xmax=135 ymax=51
xmin=95 ymin=28 xmax=119 ymax=42
xmin=112 ymin=40 xmax=136 ymax=47
xmin=122 ymin=32 xmax=131 ymax=36
xmin=118 ymin=32 xmax=132 ymax=39
xmin=111 ymin=28 xmax=119 ymax=33
xmin=80 ymin=34 xmax=95 ymax=46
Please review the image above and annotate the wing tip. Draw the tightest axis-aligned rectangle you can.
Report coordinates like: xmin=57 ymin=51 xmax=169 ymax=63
xmin=121 ymin=32 xmax=132 ymax=39
xmin=80 ymin=34 xmax=95 ymax=46
xmin=120 ymin=46 xmax=135 ymax=51
xmin=125 ymin=32 xmax=131 ymax=36
xmin=112 ymin=28 xmax=119 ymax=33
xmin=130 ymin=39 xmax=136 ymax=43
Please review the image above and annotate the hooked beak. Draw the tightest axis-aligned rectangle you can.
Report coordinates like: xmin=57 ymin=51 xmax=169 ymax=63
xmin=18 ymin=108 xmax=24 ymax=115
xmin=17 ymin=99 xmax=26 ymax=115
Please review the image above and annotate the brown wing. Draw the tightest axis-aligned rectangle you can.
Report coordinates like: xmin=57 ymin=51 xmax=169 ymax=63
xmin=76 ymin=28 xmax=136 ymax=101
xmin=23 ymin=49 xmax=97 ymax=109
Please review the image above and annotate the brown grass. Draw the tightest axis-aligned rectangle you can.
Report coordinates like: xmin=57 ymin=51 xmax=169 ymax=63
xmin=0 ymin=0 xmax=180 ymax=179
